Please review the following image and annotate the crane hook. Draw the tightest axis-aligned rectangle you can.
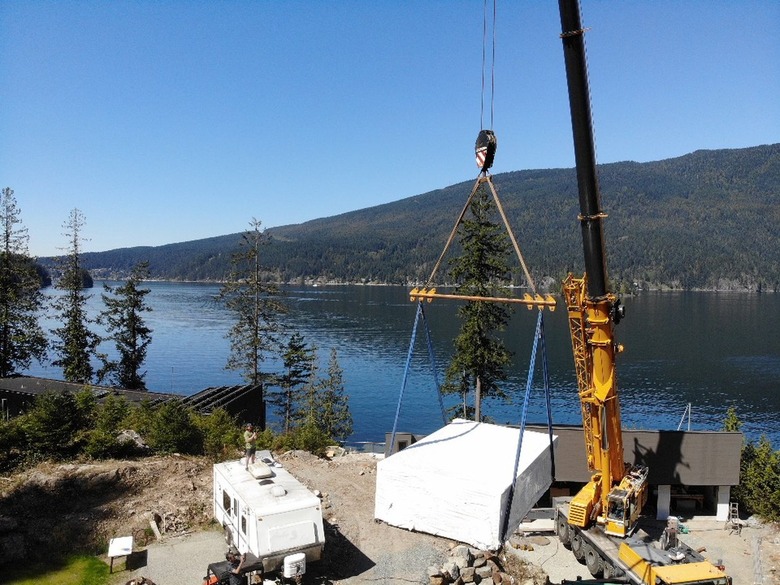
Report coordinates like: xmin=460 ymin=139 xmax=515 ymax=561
xmin=475 ymin=129 xmax=497 ymax=172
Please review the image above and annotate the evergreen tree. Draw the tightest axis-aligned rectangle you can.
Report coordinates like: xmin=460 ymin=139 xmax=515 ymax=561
xmin=442 ymin=187 xmax=513 ymax=419
xmin=722 ymin=408 xmax=780 ymax=521
xmin=296 ymin=363 xmax=321 ymax=430
xmin=736 ymin=435 xmax=780 ymax=521
xmin=0 ymin=187 xmax=47 ymax=377
xmin=145 ymin=401 xmax=202 ymax=454
xmin=51 ymin=209 xmax=100 ymax=383
xmin=20 ymin=388 xmax=95 ymax=459
xmin=316 ymin=348 xmax=353 ymax=442
xmin=99 ymin=261 xmax=153 ymax=389
xmin=723 ymin=406 xmax=743 ymax=433
xmin=272 ymin=332 xmax=317 ymax=433
xmin=220 ymin=219 xmax=286 ymax=389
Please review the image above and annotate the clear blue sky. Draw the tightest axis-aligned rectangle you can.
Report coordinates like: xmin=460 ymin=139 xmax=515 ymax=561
xmin=1 ymin=1 xmax=778 ymax=258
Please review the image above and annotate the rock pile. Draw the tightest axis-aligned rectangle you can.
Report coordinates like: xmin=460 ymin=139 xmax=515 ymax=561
xmin=427 ymin=543 xmax=549 ymax=585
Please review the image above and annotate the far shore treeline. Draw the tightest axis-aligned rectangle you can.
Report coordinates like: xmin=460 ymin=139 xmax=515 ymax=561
xmin=42 ymin=144 xmax=780 ymax=292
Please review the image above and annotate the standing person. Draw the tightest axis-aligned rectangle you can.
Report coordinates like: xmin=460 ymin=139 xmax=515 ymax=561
xmin=244 ymin=423 xmax=257 ymax=470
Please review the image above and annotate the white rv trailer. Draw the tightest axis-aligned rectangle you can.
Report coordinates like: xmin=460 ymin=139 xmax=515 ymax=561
xmin=213 ymin=454 xmax=325 ymax=574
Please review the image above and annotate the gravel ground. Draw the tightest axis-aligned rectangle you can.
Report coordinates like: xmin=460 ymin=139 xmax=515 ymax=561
xmin=111 ymin=515 xmax=777 ymax=585
xmin=508 ymin=515 xmax=778 ymax=585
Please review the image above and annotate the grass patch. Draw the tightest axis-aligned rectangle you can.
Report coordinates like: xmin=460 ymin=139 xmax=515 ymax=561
xmin=5 ymin=554 xmax=110 ymax=585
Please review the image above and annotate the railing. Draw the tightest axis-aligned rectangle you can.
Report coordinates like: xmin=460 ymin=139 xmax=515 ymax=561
xmin=344 ymin=441 xmax=386 ymax=455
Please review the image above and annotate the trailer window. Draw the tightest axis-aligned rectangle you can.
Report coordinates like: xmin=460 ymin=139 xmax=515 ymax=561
xmin=223 ymin=491 xmax=232 ymax=513
xmin=241 ymin=514 xmax=247 ymax=535
xmin=233 ymin=498 xmax=238 ymax=518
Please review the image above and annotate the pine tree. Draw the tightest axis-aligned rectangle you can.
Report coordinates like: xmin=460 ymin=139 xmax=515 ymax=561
xmin=0 ymin=187 xmax=47 ymax=377
xmin=316 ymin=348 xmax=353 ymax=443
xmin=737 ymin=435 xmax=780 ymax=521
xmin=220 ymin=219 xmax=287 ymax=430
xmin=443 ymin=187 xmax=513 ymax=419
xmin=272 ymin=332 xmax=317 ymax=433
xmin=51 ymin=209 xmax=100 ymax=384
xmin=99 ymin=261 xmax=153 ymax=389
xmin=220 ymin=219 xmax=287 ymax=387
xmin=723 ymin=406 xmax=742 ymax=433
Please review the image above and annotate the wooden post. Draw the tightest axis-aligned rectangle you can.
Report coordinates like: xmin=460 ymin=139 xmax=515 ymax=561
xmin=475 ymin=377 xmax=482 ymax=422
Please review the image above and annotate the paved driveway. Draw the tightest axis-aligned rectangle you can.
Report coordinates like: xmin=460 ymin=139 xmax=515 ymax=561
xmin=112 ymin=530 xmax=227 ymax=585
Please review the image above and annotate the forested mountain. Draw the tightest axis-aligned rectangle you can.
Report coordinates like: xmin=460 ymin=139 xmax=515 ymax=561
xmin=64 ymin=144 xmax=779 ymax=291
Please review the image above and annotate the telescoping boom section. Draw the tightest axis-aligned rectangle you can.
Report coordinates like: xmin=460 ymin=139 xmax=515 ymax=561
xmin=563 ymin=274 xmax=648 ymax=536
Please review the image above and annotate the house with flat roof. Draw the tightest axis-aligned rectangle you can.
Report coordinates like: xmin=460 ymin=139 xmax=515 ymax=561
xmin=526 ymin=424 xmax=742 ymax=522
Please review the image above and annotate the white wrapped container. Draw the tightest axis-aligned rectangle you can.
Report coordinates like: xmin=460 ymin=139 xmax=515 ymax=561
xmin=374 ymin=419 xmax=557 ymax=550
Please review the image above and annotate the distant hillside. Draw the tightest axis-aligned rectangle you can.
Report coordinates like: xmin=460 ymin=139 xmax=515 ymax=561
xmin=71 ymin=144 xmax=780 ymax=291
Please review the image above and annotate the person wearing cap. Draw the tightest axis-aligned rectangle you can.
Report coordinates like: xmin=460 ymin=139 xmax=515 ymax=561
xmin=226 ymin=547 xmax=247 ymax=585
xmin=243 ymin=423 xmax=257 ymax=470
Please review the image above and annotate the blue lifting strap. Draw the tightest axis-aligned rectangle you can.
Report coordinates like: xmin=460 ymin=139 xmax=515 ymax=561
xmin=500 ymin=310 xmax=556 ymax=542
xmin=420 ymin=304 xmax=447 ymax=427
xmin=389 ymin=301 xmax=447 ymax=455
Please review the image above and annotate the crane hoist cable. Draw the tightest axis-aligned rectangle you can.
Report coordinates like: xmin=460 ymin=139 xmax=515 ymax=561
xmin=477 ymin=0 xmax=498 ymax=174
xmin=418 ymin=0 xmax=552 ymax=306
xmin=480 ymin=0 xmax=497 ymax=132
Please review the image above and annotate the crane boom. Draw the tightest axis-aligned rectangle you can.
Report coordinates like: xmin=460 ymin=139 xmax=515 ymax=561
xmin=557 ymin=0 xmax=648 ymax=536
xmin=552 ymin=5 xmax=731 ymax=582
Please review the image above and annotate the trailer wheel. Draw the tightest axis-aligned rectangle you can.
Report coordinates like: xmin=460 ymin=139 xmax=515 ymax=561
xmin=570 ymin=530 xmax=585 ymax=562
xmin=584 ymin=543 xmax=603 ymax=577
xmin=223 ymin=525 xmax=233 ymax=545
xmin=556 ymin=515 xmax=571 ymax=546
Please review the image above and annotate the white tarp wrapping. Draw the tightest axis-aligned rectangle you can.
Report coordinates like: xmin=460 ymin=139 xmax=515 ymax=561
xmin=374 ymin=419 xmax=557 ymax=550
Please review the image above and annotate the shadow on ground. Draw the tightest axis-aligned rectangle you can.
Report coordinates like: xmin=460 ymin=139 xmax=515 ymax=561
xmin=312 ymin=519 xmax=375 ymax=582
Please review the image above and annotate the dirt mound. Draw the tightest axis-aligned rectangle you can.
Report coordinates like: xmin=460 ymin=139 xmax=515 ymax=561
xmin=0 ymin=455 xmax=214 ymax=564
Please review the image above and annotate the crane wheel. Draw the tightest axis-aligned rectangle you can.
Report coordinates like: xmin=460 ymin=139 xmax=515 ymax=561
xmin=570 ymin=531 xmax=585 ymax=562
xmin=603 ymin=562 xmax=622 ymax=579
xmin=556 ymin=516 xmax=571 ymax=546
xmin=584 ymin=543 xmax=603 ymax=577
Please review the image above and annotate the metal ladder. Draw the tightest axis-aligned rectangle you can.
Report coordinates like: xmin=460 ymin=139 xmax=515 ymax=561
xmin=726 ymin=501 xmax=741 ymax=535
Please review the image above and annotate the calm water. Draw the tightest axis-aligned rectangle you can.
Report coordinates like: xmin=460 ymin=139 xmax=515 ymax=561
xmin=26 ymin=283 xmax=780 ymax=446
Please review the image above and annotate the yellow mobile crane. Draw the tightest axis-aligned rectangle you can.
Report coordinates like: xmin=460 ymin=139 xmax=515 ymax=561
xmin=554 ymin=1 xmax=730 ymax=583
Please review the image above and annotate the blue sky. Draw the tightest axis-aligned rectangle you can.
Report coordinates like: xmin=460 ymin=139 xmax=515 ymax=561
xmin=1 ymin=1 xmax=778 ymax=258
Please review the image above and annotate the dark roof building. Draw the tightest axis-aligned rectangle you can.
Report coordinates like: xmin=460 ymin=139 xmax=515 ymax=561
xmin=0 ymin=376 xmax=265 ymax=428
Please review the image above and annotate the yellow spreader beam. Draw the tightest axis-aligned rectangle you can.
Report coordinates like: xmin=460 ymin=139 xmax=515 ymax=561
xmin=409 ymin=287 xmax=556 ymax=311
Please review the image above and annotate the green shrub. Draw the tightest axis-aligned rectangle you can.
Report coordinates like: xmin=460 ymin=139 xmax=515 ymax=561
xmin=255 ymin=428 xmax=276 ymax=450
xmin=270 ymin=419 xmax=331 ymax=456
xmin=18 ymin=391 xmax=84 ymax=459
xmin=145 ymin=401 xmax=202 ymax=455
xmin=195 ymin=407 xmax=242 ymax=461
xmin=0 ymin=417 xmax=24 ymax=468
